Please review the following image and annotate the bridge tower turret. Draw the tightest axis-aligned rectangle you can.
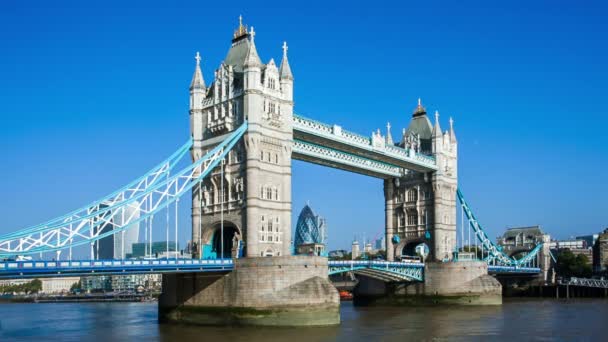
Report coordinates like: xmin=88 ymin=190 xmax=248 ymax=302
xmin=430 ymin=111 xmax=458 ymax=261
xmin=385 ymin=101 xmax=457 ymax=262
xmin=189 ymin=18 xmax=295 ymax=259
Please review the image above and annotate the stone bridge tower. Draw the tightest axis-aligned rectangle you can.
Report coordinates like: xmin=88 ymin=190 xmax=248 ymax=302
xmin=190 ymin=18 xmax=294 ymax=259
xmin=163 ymin=19 xmax=338 ymax=326
xmin=385 ymin=100 xmax=458 ymax=262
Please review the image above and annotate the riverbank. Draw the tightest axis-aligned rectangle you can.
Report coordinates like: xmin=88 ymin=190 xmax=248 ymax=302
xmin=503 ymin=284 xmax=608 ymax=298
xmin=0 ymin=293 xmax=157 ymax=303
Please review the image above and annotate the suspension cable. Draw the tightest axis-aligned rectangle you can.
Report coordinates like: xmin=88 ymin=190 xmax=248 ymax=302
xmin=198 ymin=181 xmax=202 ymax=260
xmin=175 ymin=181 xmax=179 ymax=259
xmin=166 ymin=170 xmax=170 ymax=259
xmin=221 ymin=156 xmax=225 ymax=260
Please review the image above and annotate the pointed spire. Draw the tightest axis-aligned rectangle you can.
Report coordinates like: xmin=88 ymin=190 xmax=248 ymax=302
xmin=386 ymin=122 xmax=394 ymax=145
xmin=432 ymin=110 xmax=442 ymax=137
xmin=280 ymin=41 xmax=293 ymax=80
xmin=413 ymin=98 xmax=427 ymax=117
xmin=243 ymin=26 xmax=261 ymax=68
xmin=449 ymin=117 xmax=457 ymax=143
xmin=249 ymin=25 xmax=255 ymax=43
xmin=190 ymin=51 xmax=205 ymax=90
xmin=233 ymin=15 xmax=248 ymax=40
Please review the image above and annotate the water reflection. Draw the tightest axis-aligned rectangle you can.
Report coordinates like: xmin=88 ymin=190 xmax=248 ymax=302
xmin=0 ymin=299 xmax=605 ymax=341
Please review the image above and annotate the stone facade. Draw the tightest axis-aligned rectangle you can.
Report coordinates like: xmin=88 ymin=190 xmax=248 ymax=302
xmin=354 ymin=261 xmax=501 ymax=305
xmin=190 ymin=20 xmax=294 ymax=259
xmin=177 ymin=18 xmax=338 ymax=327
xmin=386 ymin=102 xmax=458 ymax=262
xmin=593 ymin=228 xmax=608 ymax=273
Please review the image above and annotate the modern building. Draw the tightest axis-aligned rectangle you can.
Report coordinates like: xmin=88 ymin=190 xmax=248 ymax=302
xmin=364 ymin=242 xmax=373 ymax=254
xmin=351 ymin=240 xmax=360 ymax=260
xmin=128 ymin=241 xmax=179 ymax=259
xmin=93 ymin=201 xmax=140 ymax=260
xmin=112 ymin=203 xmax=140 ymax=259
xmin=81 ymin=274 xmax=162 ymax=293
xmin=81 ymin=275 xmax=112 ymax=292
xmin=374 ymin=236 xmax=386 ymax=251
xmin=111 ymin=274 xmax=161 ymax=292
xmin=294 ymin=204 xmax=327 ymax=256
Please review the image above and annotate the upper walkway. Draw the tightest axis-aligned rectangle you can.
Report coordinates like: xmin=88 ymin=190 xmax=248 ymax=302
xmin=292 ymin=115 xmax=437 ymax=178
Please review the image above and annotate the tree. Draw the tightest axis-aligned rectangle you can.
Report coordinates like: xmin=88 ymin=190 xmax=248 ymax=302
xmin=70 ymin=280 xmax=81 ymax=293
xmin=29 ymin=279 xmax=42 ymax=293
xmin=556 ymin=250 xmax=592 ymax=278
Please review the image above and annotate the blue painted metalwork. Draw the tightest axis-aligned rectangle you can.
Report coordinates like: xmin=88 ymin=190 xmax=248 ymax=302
xmin=488 ymin=266 xmax=541 ymax=274
xmin=457 ymin=188 xmax=543 ymax=268
xmin=0 ymin=123 xmax=247 ymax=257
xmin=293 ymin=114 xmax=437 ymax=168
xmin=328 ymin=260 xmax=424 ymax=281
xmin=0 ymin=258 xmax=541 ymax=280
xmin=292 ymin=139 xmax=403 ymax=177
xmin=0 ymin=139 xmax=193 ymax=240
xmin=0 ymin=258 xmax=233 ymax=279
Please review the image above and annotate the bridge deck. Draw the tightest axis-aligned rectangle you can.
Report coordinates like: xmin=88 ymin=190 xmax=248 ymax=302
xmin=0 ymin=259 xmax=540 ymax=280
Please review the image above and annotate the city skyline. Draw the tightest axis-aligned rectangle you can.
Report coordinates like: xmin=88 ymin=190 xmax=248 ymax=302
xmin=1 ymin=1 xmax=608 ymax=252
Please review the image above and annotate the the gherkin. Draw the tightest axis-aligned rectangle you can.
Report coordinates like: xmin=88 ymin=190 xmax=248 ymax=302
xmin=294 ymin=204 xmax=327 ymax=248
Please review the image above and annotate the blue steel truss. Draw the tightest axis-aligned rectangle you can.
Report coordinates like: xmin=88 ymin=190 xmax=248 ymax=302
xmin=328 ymin=260 xmax=424 ymax=281
xmin=0 ymin=123 xmax=247 ymax=258
xmin=457 ymin=188 xmax=543 ymax=267
xmin=0 ymin=139 xmax=193 ymax=240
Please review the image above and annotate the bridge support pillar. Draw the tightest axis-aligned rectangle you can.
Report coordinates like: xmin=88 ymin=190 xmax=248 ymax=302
xmin=158 ymin=256 xmax=339 ymax=326
xmin=353 ymin=261 xmax=501 ymax=305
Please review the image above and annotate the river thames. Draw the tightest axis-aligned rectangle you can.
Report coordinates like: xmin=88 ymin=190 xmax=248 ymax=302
xmin=0 ymin=299 xmax=605 ymax=341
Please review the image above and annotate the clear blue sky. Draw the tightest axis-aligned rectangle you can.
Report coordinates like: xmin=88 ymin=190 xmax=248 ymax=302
xmin=1 ymin=0 xmax=607 ymax=252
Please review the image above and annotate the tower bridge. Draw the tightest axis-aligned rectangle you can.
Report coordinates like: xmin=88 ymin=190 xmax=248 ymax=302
xmin=0 ymin=18 xmax=549 ymax=326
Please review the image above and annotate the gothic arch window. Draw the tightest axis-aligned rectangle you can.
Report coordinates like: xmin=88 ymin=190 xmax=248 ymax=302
xmin=266 ymin=152 xmax=271 ymax=162
xmin=398 ymin=211 xmax=405 ymax=228
xmin=266 ymin=186 xmax=273 ymax=200
xmin=407 ymin=210 xmax=418 ymax=227
xmin=209 ymin=187 xmax=215 ymax=206
xmin=260 ymin=150 xmax=264 ymax=160
xmin=407 ymin=189 xmax=418 ymax=203
xmin=273 ymin=187 xmax=279 ymax=200
xmin=260 ymin=185 xmax=264 ymax=199
xmin=275 ymin=154 xmax=279 ymax=164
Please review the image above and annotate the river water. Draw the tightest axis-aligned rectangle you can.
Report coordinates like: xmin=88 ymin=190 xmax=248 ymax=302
xmin=0 ymin=299 xmax=605 ymax=341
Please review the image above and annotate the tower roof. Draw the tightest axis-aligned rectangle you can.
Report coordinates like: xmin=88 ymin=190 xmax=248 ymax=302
xmin=405 ymin=99 xmax=433 ymax=140
xmin=190 ymin=52 xmax=205 ymax=90
xmin=279 ymin=41 xmax=293 ymax=80
xmin=224 ymin=19 xmax=261 ymax=72
xmin=413 ymin=98 xmax=427 ymax=117
xmin=432 ymin=110 xmax=442 ymax=138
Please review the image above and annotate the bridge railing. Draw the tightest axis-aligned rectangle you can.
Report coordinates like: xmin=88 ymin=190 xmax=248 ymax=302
xmin=293 ymin=114 xmax=436 ymax=168
xmin=0 ymin=258 xmax=233 ymax=270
